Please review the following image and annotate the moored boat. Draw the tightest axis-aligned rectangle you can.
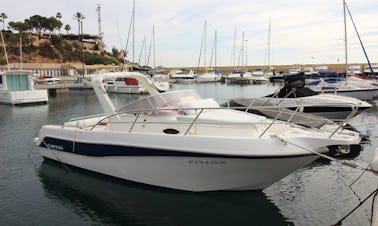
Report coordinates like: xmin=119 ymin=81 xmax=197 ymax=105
xmin=0 ymin=70 xmax=48 ymax=105
xmin=34 ymin=72 xmax=361 ymax=192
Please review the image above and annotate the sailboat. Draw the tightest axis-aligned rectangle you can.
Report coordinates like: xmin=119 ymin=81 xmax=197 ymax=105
xmin=308 ymin=0 xmax=378 ymax=101
xmin=196 ymin=21 xmax=221 ymax=83
xmin=224 ymin=31 xmax=253 ymax=84
xmin=250 ymin=20 xmax=272 ymax=84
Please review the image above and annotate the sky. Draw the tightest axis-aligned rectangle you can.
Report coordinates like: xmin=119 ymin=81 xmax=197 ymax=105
xmin=1 ymin=0 xmax=377 ymax=67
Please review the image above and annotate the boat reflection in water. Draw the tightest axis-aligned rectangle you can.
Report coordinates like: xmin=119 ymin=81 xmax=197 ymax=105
xmin=39 ymin=160 xmax=289 ymax=226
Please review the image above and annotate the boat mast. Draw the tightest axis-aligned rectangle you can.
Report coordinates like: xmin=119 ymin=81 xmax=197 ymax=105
xmin=153 ymin=25 xmax=155 ymax=68
xmin=245 ymin=39 xmax=248 ymax=72
xmin=237 ymin=31 xmax=244 ymax=69
xmin=264 ymin=19 xmax=270 ymax=71
xmin=138 ymin=35 xmax=146 ymax=65
xmin=19 ymin=35 xmax=23 ymax=70
xmin=0 ymin=30 xmax=10 ymax=71
xmin=197 ymin=20 xmax=206 ymax=73
xmin=132 ymin=0 xmax=135 ymax=63
xmin=343 ymin=0 xmax=348 ymax=75
xmin=267 ymin=19 xmax=271 ymax=71
xmin=345 ymin=2 xmax=374 ymax=75
xmin=215 ymin=30 xmax=217 ymax=71
xmin=209 ymin=30 xmax=217 ymax=70
xmin=230 ymin=27 xmax=236 ymax=69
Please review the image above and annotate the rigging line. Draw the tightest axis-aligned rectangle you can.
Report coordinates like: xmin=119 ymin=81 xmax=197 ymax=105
xmin=41 ymin=139 xmax=71 ymax=173
xmin=271 ymin=135 xmax=373 ymax=173
xmin=348 ymin=165 xmax=371 ymax=202
xmin=332 ymin=188 xmax=378 ymax=226
xmin=27 ymin=146 xmax=40 ymax=173
xmin=372 ymin=190 xmax=378 ymax=225
xmin=124 ymin=12 xmax=133 ymax=62
xmin=344 ymin=2 xmax=375 ymax=75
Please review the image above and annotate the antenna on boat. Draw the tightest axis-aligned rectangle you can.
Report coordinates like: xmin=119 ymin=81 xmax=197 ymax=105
xmin=0 ymin=29 xmax=10 ymax=71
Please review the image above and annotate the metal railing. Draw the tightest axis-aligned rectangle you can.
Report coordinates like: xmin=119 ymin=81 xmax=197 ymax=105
xmin=80 ymin=102 xmax=361 ymax=139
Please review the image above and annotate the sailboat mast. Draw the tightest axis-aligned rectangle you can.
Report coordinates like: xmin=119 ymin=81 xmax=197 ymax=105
xmin=204 ymin=21 xmax=207 ymax=68
xmin=233 ymin=28 xmax=236 ymax=69
xmin=267 ymin=19 xmax=271 ymax=71
xmin=138 ymin=35 xmax=146 ymax=65
xmin=343 ymin=0 xmax=348 ymax=75
xmin=245 ymin=39 xmax=248 ymax=72
xmin=0 ymin=30 xmax=10 ymax=71
xmin=153 ymin=25 xmax=156 ymax=68
xmin=132 ymin=0 xmax=135 ymax=63
xmin=215 ymin=30 xmax=217 ymax=71
xmin=19 ymin=35 xmax=23 ymax=70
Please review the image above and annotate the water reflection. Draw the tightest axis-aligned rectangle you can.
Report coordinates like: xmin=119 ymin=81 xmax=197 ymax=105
xmin=39 ymin=160 xmax=290 ymax=226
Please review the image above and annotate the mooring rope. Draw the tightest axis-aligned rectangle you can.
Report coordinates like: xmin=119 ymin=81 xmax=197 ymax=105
xmin=271 ymin=135 xmax=372 ymax=172
xmin=41 ymin=139 xmax=71 ymax=173
xmin=271 ymin=135 xmax=378 ymax=225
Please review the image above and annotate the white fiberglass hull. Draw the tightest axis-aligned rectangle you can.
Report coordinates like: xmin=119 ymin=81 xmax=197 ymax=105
xmin=106 ymin=85 xmax=147 ymax=94
xmin=263 ymin=94 xmax=371 ymax=121
xmin=0 ymin=89 xmax=48 ymax=105
xmin=39 ymin=148 xmax=318 ymax=191
xmin=196 ymin=73 xmax=221 ymax=83
xmin=36 ymin=123 xmax=358 ymax=191
xmin=310 ymin=85 xmax=378 ymax=101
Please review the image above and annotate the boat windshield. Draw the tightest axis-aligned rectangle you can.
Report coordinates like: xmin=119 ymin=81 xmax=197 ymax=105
xmin=118 ymin=90 xmax=201 ymax=114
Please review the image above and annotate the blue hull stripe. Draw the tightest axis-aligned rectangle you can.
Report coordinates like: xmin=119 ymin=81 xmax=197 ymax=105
xmin=40 ymin=136 xmax=315 ymax=159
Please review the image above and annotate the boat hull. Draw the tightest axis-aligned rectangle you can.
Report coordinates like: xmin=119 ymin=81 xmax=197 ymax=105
xmin=39 ymin=146 xmax=318 ymax=192
xmin=36 ymin=126 xmax=326 ymax=192
xmin=0 ymin=89 xmax=48 ymax=105
xmin=310 ymin=86 xmax=378 ymax=101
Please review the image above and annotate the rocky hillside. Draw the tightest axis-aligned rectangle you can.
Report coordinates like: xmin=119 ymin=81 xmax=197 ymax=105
xmin=0 ymin=31 xmax=119 ymax=65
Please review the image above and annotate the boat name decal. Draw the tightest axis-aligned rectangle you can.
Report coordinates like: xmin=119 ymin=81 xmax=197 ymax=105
xmin=188 ymin=159 xmax=227 ymax=165
xmin=47 ymin=143 xmax=64 ymax=151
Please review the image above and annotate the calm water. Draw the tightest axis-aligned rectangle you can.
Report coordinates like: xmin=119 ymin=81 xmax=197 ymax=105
xmin=0 ymin=82 xmax=377 ymax=226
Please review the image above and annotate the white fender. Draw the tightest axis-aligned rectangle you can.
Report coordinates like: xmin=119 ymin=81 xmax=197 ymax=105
xmin=371 ymin=148 xmax=378 ymax=173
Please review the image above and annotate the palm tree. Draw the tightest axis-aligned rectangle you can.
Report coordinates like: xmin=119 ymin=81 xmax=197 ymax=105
xmin=0 ymin=12 xmax=8 ymax=30
xmin=64 ymin=24 xmax=71 ymax=34
xmin=73 ymin=12 xmax=85 ymax=36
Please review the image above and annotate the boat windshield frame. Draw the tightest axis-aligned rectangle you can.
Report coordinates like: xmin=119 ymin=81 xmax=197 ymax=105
xmin=118 ymin=89 xmax=201 ymax=114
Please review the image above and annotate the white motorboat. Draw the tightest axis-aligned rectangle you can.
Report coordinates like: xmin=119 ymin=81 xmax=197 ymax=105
xmin=308 ymin=77 xmax=378 ymax=101
xmin=35 ymin=72 xmax=361 ymax=192
xmin=0 ymin=70 xmax=48 ymax=105
xmin=347 ymin=65 xmax=362 ymax=75
xmin=151 ymin=74 xmax=170 ymax=92
xmin=43 ymin=76 xmax=61 ymax=84
xmin=224 ymin=70 xmax=254 ymax=84
xmin=105 ymin=77 xmax=147 ymax=94
xmin=168 ymin=69 xmax=196 ymax=84
xmin=364 ymin=63 xmax=378 ymax=75
xmin=196 ymin=72 xmax=221 ymax=83
xmin=264 ymin=75 xmax=371 ymax=120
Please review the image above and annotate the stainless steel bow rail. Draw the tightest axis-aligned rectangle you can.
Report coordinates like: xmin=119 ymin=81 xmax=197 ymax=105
xmin=83 ymin=103 xmax=359 ymax=140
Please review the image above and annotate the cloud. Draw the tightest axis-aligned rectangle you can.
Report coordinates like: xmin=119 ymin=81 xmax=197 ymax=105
xmin=2 ymin=0 xmax=377 ymax=66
